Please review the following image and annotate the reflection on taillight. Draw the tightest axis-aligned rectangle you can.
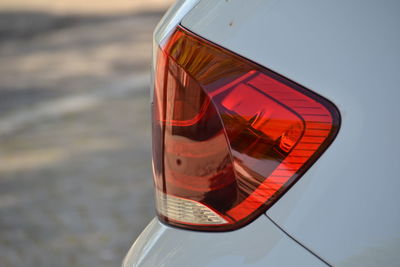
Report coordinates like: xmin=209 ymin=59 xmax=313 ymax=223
xmin=152 ymin=26 xmax=340 ymax=231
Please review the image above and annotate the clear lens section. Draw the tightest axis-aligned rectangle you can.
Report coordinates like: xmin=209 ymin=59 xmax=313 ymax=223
xmin=152 ymin=26 xmax=340 ymax=231
xmin=156 ymin=191 xmax=228 ymax=225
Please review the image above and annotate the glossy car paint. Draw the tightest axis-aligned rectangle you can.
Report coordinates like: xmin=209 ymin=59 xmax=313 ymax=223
xmin=153 ymin=0 xmax=200 ymax=58
xmin=124 ymin=0 xmax=400 ymax=266
xmin=182 ymin=0 xmax=400 ymax=266
xmin=123 ymin=217 xmax=325 ymax=267
xmin=124 ymin=0 xmax=328 ymax=265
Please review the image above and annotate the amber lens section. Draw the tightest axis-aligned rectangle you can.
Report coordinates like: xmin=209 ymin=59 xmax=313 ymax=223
xmin=152 ymin=26 xmax=340 ymax=230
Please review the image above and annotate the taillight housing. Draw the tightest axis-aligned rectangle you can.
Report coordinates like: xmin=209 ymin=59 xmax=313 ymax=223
xmin=152 ymin=26 xmax=340 ymax=231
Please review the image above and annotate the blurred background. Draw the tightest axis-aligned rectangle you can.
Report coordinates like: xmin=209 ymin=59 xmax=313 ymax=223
xmin=0 ymin=0 xmax=174 ymax=266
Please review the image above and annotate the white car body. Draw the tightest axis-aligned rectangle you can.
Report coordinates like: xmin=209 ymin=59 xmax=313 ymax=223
xmin=124 ymin=0 xmax=400 ymax=266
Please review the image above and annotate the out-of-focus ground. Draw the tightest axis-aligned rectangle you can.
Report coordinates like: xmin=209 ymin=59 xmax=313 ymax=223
xmin=0 ymin=1 xmax=173 ymax=266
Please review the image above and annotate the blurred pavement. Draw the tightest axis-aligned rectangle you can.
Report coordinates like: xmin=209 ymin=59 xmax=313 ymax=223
xmin=0 ymin=1 xmax=173 ymax=266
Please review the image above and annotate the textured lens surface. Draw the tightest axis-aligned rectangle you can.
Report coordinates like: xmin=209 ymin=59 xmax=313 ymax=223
xmin=152 ymin=26 xmax=340 ymax=231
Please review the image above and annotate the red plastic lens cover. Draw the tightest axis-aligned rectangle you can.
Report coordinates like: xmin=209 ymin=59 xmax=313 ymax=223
xmin=152 ymin=26 xmax=340 ymax=231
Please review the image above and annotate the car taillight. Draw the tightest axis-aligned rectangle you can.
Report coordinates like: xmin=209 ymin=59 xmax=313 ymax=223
xmin=152 ymin=26 xmax=340 ymax=231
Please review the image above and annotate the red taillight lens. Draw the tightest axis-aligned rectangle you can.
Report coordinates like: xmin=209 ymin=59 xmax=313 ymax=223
xmin=152 ymin=26 xmax=340 ymax=231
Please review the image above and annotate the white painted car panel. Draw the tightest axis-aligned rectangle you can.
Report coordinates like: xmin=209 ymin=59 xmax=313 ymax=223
xmin=153 ymin=0 xmax=200 ymax=49
xmin=124 ymin=0 xmax=400 ymax=266
xmin=124 ymin=1 xmax=327 ymax=265
xmin=124 ymin=0 xmax=327 ymax=266
xmin=182 ymin=0 xmax=400 ymax=266
xmin=123 ymin=216 xmax=326 ymax=267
